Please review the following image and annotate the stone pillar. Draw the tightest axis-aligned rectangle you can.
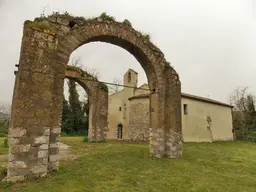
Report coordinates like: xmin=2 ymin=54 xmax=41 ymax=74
xmin=95 ymin=89 xmax=108 ymax=141
xmin=88 ymin=97 xmax=97 ymax=141
xmin=87 ymin=88 xmax=108 ymax=142
xmin=149 ymin=91 xmax=166 ymax=157
xmin=164 ymin=67 xmax=183 ymax=158
xmin=6 ymin=22 xmax=62 ymax=181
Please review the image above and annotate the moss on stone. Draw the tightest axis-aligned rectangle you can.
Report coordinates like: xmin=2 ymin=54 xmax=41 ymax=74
xmin=27 ymin=20 xmax=56 ymax=33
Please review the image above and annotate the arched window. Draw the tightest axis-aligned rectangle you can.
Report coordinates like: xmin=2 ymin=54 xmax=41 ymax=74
xmin=128 ymin=72 xmax=131 ymax=83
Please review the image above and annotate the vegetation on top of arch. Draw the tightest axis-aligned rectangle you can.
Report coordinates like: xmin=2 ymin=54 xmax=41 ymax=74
xmin=32 ymin=11 xmax=173 ymax=72
xmin=66 ymin=65 xmax=108 ymax=92
xmin=33 ymin=11 xmax=152 ymax=41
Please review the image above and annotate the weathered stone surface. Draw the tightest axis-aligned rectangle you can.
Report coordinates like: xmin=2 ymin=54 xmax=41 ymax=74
xmin=51 ymin=127 xmax=61 ymax=134
xmin=38 ymin=150 xmax=48 ymax=158
xmin=10 ymin=128 xmax=26 ymax=138
xmin=31 ymin=165 xmax=47 ymax=174
xmin=39 ymin=144 xmax=49 ymax=150
xmin=12 ymin=144 xmax=31 ymax=153
xmin=10 ymin=138 xmax=19 ymax=145
xmin=8 ymin=161 xmax=27 ymax=169
xmin=44 ymin=128 xmax=50 ymax=136
xmin=129 ymin=101 xmax=150 ymax=142
xmin=50 ymin=143 xmax=59 ymax=148
xmin=35 ymin=136 xmax=49 ymax=144
xmin=49 ymin=154 xmax=59 ymax=162
xmin=7 ymin=12 xmax=182 ymax=181
xmin=4 ymin=176 xmax=25 ymax=182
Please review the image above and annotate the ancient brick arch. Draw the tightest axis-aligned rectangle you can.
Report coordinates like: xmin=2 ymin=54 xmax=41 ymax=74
xmin=65 ymin=66 xmax=108 ymax=142
xmin=6 ymin=13 xmax=182 ymax=182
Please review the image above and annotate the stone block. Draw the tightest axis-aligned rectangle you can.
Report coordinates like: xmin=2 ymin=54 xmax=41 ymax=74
xmin=12 ymin=144 xmax=31 ymax=153
xmin=35 ymin=136 xmax=49 ymax=144
xmin=49 ymin=161 xmax=59 ymax=170
xmin=10 ymin=128 xmax=26 ymax=138
xmin=42 ymin=158 xmax=48 ymax=165
xmin=8 ymin=153 xmax=15 ymax=161
xmin=51 ymin=127 xmax=61 ymax=134
xmin=50 ymin=143 xmax=59 ymax=148
xmin=44 ymin=128 xmax=50 ymax=136
xmin=49 ymin=154 xmax=59 ymax=162
xmin=39 ymin=144 xmax=49 ymax=150
xmin=31 ymin=165 xmax=47 ymax=174
xmin=8 ymin=161 xmax=27 ymax=169
xmin=6 ymin=176 xmax=25 ymax=182
xmin=38 ymin=150 xmax=48 ymax=158
xmin=10 ymin=138 xmax=19 ymax=145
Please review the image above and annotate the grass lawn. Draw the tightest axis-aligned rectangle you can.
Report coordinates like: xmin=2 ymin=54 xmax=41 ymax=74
xmin=1 ymin=137 xmax=256 ymax=192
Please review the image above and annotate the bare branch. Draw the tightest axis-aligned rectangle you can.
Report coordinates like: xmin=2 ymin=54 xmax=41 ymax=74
xmin=70 ymin=56 xmax=82 ymax=67
xmin=82 ymin=66 xmax=100 ymax=79
xmin=108 ymin=77 xmax=122 ymax=94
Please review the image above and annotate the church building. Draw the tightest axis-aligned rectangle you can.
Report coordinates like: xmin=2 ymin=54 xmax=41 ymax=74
xmin=107 ymin=69 xmax=234 ymax=142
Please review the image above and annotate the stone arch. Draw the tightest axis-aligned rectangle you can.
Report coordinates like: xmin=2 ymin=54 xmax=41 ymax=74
xmin=65 ymin=66 xmax=108 ymax=142
xmin=6 ymin=13 xmax=182 ymax=181
xmin=117 ymin=123 xmax=123 ymax=139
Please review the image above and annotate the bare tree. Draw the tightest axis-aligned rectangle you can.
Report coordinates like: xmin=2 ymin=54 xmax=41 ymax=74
xmin=0 ymin=104 xmax=11 ymax=125
xmin=70 ymin=56 xmax=82 ymax=67
xmin=229 ymin=86 xmax=255 ymax=112
xmin=82 ymin=66 xmax=100 ymax=79
xmin=108 ymin=77 xmax=122 ymax=94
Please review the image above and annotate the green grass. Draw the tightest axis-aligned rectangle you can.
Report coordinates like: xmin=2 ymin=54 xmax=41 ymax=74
xmin=1 ymin=137 xmax=256 ymax=191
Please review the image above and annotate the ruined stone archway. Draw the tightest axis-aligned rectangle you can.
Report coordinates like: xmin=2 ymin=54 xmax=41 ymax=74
xmin=7 ymin=13 xmax=182 ymax=181
xmin=65 ymin=66 xmax=108 ymax=143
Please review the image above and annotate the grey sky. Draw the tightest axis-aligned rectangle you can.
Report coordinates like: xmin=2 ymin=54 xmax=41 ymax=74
xmin=0 ymin=0 xmax=255 ymax=105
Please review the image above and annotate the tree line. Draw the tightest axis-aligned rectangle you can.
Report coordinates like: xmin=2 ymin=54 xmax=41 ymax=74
xmin=230 ymin=86 xmax=256 ymax=139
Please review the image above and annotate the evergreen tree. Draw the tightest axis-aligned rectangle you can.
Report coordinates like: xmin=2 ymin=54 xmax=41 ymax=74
xmin=61 ymin=95 xmax=74 ymax=134
xmin=68 ymin=79 xmax=87 ymax=134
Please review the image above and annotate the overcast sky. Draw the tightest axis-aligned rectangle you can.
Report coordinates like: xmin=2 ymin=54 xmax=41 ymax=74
xmin=0 ymin=0 xmax=255 ymax=105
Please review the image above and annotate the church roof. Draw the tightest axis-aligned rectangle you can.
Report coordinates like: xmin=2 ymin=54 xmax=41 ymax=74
xmin=128 ymin=93 xmax=233 ymax=108
xmin=127 ymin=68 xmax=138 ymax=74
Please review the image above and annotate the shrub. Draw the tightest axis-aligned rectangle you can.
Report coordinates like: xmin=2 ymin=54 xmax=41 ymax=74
xmin=61 ymin=132 xmax=68 ymax=137
xmin=0 ymin=133 xmax=7 ymax=137
xmin=3 ymin=138 xmax=8 ymax=148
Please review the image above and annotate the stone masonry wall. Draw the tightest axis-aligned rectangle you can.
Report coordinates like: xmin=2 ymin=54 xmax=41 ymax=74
xmin=6 ymin=12 xmax=182 ymax=182
xmin=129 ymin=99 xmax=150 ymax=142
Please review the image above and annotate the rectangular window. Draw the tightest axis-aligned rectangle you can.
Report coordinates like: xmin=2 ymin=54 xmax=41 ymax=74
xmin=183 ymin=104 xmax=188 ymax=115
xmin=119 ymin=107 xmax=122 ymax=111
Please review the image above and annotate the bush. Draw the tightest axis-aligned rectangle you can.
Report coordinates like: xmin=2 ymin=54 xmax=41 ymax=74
xmin=0 ymin=133 xmax=7 ymax=137
xmin=61 ymin=132 xmax=68 ymax=137
xmin=3 ymin=138 xmax=8 ymax=148
xmin=0 ymin=166 xmax=7 ymax=176
xmin=0 ymin=125 xmax=8 ymax=135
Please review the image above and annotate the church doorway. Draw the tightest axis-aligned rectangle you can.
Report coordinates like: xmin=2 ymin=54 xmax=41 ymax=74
xmin=117 ymin=124 xmax=123 ymax=139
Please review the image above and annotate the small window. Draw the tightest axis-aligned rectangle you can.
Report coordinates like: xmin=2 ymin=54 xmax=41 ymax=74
xmin=128 ymin=72 xmax=131 ymax=83
xmin=119 ymin=107 xmax=122 ymax=111
xmin=183 ymin=104 xmax=188 ymax=115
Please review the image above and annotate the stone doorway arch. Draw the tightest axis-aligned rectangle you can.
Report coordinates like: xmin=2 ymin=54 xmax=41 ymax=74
xmin=117 ymin=124 xmax=123 ymax=140
xmin=65 ymin=66 xmax=108 ymax=142
xmin=7 ymin=12 xmax=182 ymax=181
